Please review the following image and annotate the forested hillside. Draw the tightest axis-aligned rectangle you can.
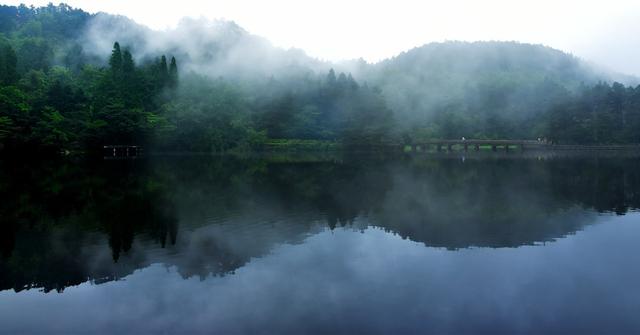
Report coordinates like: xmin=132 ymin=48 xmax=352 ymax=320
xmin=0 ymin=4 xmax=392 ymax=152
xmin=351 ymin=41 xmax=640 ymax=141
xmin=1 ymin=3 xmax=640 ymax=153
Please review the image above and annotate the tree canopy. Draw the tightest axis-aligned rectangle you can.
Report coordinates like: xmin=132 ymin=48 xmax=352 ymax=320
xmin=1 ymin=3 xmax=640 ymax=154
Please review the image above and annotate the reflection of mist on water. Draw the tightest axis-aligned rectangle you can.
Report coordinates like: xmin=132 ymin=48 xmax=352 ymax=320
xmin=1 ymin=215 xmax=639 ymax=334
xmin=1 ymin=155 xmax=640 ymax=293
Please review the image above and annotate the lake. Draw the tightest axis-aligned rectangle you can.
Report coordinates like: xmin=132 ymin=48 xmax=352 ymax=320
xmin=1 ymin=153 xmax=639 ymax=334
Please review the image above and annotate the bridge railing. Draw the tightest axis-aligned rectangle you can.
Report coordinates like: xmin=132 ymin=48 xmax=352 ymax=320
xmin=418 ymin=139 xmax=545 ymax=145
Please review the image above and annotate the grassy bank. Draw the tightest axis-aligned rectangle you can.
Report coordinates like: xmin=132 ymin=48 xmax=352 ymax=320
xmin=263 ymin=139 xmax=342 ymax=152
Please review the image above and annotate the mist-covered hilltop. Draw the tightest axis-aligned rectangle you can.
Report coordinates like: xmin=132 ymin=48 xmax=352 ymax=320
xmin=346 ymin=41 xmax=640 ymax=141
xmin=1 ymin=3 xmax=640 ymax=152
xmin=358 ymin=42 xmax=610 ymax=120
xmin=80 ymin=13 xmax=329 ymax=81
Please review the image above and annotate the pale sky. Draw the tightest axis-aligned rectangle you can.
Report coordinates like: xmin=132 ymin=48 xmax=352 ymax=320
xmin=7 ymin=0 xmax=640 ymax=75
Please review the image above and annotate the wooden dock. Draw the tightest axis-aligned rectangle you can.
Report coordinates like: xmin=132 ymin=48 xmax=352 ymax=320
xmin=103 ymin=145 xmax=142 ymax=158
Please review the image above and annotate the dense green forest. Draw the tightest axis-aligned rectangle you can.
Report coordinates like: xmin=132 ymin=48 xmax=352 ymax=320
xmin=1 ymin=3 xmax=640 ymax=153
xmin=0 ymin=4 xmax=392 ymax=152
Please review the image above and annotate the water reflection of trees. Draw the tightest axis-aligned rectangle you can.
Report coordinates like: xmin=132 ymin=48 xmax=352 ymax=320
xmin=1 ymin=155 xmax=640 ymax=292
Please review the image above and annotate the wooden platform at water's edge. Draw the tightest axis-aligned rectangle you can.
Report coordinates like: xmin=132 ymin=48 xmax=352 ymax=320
xmin=103 ymin=145 xmax=142 ymax=158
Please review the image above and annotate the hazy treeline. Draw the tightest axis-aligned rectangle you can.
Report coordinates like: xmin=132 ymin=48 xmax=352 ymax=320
xmin=545 ymin=82 xmax=640 ymax=144
xmin=0 ymin=4 xmax=392 ymax=152
xmin=356 ymin=41 xmax=640 ymax=142
xmin=1 ymin=3 xmax=640 ymax=153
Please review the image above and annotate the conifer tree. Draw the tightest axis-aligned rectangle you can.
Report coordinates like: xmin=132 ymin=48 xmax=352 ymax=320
xmin=168 ymin=56 xmax=178 ymax=88
xmin=122 ymin=49 xmax=134 ymax=74
xmin=159 ymin=55 xmax=169 ymax=84
xmin=326 ymin=69 xmax=337 ymax=85
xmin=109 ymin=42 xmax=122 ymax=73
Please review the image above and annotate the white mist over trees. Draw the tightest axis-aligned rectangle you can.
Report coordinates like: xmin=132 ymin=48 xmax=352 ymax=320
xmin=1 ymin=3 xmax=640 ymax=152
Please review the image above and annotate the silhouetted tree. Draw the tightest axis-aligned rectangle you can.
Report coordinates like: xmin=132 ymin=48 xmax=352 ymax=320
xmin=169 ymin=56 xmax=178 ymax=88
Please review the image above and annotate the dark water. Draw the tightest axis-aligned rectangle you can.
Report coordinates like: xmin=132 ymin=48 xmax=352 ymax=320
xmin=1 ymin=153 xmax=640 ymax=334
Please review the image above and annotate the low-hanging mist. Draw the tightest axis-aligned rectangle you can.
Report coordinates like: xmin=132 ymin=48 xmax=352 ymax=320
xmin=1 ymin=3 xmax=640 ymax=152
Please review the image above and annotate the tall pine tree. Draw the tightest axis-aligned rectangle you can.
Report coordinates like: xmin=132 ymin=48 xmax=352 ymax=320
xmin=168 ymin=56 xmax=178 ymax=88
xmin=122 ymin=49 xmax=134 ymax=74
xmin=159 ymin=55 xmax=168 ymax=84
xmin=109 ymin=42 xmax=122 ymax=73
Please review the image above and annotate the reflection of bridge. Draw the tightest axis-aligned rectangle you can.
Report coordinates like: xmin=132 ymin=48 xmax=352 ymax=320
xmin=408 ymin=140 xmax=548 ymax=152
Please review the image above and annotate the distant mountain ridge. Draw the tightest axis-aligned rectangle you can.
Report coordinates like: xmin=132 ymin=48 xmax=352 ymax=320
xmin=2 ymin=3 xmax=640 ymax=145
xmin=72 ymin=10 xmax=639 ymax=129
xmin=2 ymin=4 xmax=634 ymax=86
xmin=352 ymin=41 xmax=620 ymax=125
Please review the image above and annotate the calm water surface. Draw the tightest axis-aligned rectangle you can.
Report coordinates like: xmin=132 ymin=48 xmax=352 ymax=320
xmin=1 ymin=153 xmax=639 ymax=334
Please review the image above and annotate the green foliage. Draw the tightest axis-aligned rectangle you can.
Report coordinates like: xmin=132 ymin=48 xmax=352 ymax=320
xmin=0 ymin=86 xmax=31 ymax=144
xmin=253 ymin=68 xmax=394 ymax=145
xmin=108 ymin=42 xmax=122 ymax=73
xmin=15 ymin=38 xmax=53 ymax=74
xmin=158 ymin=74 xmax=251 ymax=152
xmin=0 ymin=32 xmax=184 ymax=151
xmin=542 ymin=82 xmax=640 ymax=144
xmin=0 ymin=116 xmax=13 ymax=140
xmin=0 ymin=39 xmax=18 ymax=85
xmin=1 ymin=3 xmax=639 ymax=154
xmin=33 ymin=106 xmax=71 ymax=146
